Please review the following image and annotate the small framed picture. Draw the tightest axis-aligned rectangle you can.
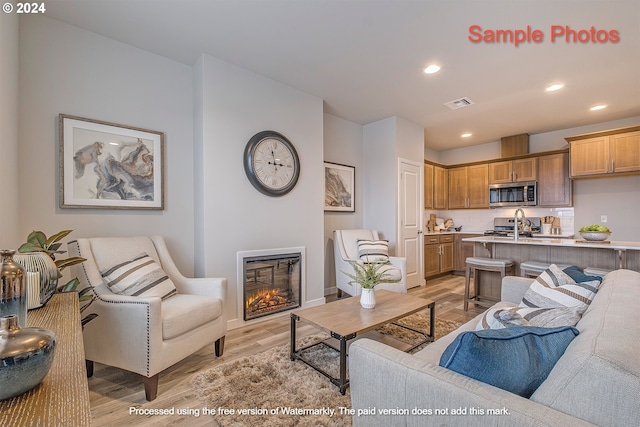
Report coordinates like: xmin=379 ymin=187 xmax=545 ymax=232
xmin=59 ymin=114 xmax=164 ymax=210
xmin=324 ymin=162 xmax=355 ymax=212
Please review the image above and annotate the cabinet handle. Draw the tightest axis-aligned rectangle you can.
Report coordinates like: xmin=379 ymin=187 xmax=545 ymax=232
xmin=611 ymin=159 xmax=615 ymax=173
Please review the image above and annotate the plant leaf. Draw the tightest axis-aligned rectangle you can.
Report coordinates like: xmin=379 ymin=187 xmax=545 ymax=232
xmin=81 ymin=313 xmax=98 ymax=326
xmin=18 ymin=243 xmax=46 ymax=253
xmin=46 ymin=230 xmax=73 ymax=247
xmin=55 ymin=256 xmax=86 ymax=271
xmin=47 ymin=242 xmax=64 ymax=253
xmin=59 ymin=278 xmax=80 ymax=292
xmin=26 ymin=231 xmax=47 ymax=248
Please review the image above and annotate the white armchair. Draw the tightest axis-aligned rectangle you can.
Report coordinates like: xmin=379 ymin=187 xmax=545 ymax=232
xmin=333 ymin=229 xmax=407 ymax=297
xmin=68 ymin=236 xmax=226 ymax=401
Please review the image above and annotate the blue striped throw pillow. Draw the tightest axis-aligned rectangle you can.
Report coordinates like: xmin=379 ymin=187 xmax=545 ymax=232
xmin=101 ymin=253 xmax=177 ymax=300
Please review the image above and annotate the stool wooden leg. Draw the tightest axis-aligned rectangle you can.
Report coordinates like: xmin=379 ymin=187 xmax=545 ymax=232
xmin=464 ymin=266 xmax=471 ymax=311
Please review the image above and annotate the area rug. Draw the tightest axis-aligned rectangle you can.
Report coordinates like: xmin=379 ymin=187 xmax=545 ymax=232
xmin=190 ymin=314 xmax=461 ymax=427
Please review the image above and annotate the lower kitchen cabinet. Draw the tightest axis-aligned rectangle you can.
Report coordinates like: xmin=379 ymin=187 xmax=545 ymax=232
xmin=454 ymin=233 xmax=478 ymax=274
xmin=424 ymin=234 xmax=454 ymax=279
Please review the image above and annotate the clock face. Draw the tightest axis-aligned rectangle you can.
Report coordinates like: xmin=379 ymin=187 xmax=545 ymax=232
xmin=244 ymin=131 xmax=300 ymax=196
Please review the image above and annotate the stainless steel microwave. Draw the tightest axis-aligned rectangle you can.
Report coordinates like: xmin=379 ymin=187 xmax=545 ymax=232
xmin=489 ymin=181 xmax=537 ymax=207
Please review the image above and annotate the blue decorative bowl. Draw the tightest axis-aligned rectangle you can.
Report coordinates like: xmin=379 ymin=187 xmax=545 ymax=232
xmin=0 ymin=315 xmax=57 ymax=401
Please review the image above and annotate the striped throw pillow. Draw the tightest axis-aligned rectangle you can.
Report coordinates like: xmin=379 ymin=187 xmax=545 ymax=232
xmin=357 ymin=239 xmax=389 ymax=262
xmin=476 ymin=305 xmax=582 ymax=330
xmin=101 ymin=253 xmax=177 ymax=300
xmin=519 ymin=264 xmax=601 ymax=314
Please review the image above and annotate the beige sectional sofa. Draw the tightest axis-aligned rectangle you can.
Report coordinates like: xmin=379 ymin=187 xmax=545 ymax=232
xmin=349 ymin=269 xmax=640 ymax=426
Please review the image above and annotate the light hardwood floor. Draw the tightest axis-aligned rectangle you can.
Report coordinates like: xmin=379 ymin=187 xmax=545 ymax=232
xmin=88 ymin=274 xmax=484 ymax=426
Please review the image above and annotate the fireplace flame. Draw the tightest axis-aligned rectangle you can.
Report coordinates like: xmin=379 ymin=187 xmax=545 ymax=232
xmin=246 ymin=288 xmax=291 ymax=313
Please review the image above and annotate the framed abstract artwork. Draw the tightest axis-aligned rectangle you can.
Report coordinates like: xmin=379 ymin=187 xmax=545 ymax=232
xmin=59 ymin=114 xmax=164 ymax=210
xmin=324 ymin=161 xmax=355 ymax=212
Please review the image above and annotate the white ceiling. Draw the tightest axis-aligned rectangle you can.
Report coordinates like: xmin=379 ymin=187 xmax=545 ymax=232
xmin=43 ymin=0 xmax=640 ymax=151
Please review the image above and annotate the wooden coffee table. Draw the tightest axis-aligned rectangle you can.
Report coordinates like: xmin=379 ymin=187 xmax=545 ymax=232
xmin=290 ymin=289 xmax=435 ymax=394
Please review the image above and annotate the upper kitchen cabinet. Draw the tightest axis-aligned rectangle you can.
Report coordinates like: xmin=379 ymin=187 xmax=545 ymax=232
xmin=538 ymin=152 xmax=572 ymax=207
xmin=434 ymin=165 xmax=448 ymax=209
xmin=567 ymin=126 xmax=640 ymax=178
xmin=489 ymin=158 xmax=537 ymax=184
xmin=424 ymin=163 xmax=434 ymax=209
xmin=424 ymin=163 xmax=448 ymax=210
xmin=449 ymin=164 xmax=488 ymax=209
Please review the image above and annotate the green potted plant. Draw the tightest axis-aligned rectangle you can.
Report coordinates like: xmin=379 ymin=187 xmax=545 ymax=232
xmin=18 ymin=230 xmax=96 ymax=325
xmin=343 ymin=260 xmax=399 ymax=308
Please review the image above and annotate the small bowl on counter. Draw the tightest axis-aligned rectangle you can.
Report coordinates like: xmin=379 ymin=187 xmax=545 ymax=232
xmin=579 ymin=231 xmax=611 ymax=241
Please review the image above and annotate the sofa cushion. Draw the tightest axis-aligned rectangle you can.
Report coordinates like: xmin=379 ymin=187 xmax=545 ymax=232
xmin=357 ymin=239 xmax=389 ymax=262
xmin=161 ymin=294 xmax=223 ymax=340
xmin=439 ymin=325 xmax=579 ymax=398
xmin=101 ymin=253 xmax=177 ymax=300
xmin=520 ymin=264 xmax=601 ymax=314
xmin=476 ymin=305 xmax=582 ymax=330
xmin=562 ymin=265 xmax=603 ymax=283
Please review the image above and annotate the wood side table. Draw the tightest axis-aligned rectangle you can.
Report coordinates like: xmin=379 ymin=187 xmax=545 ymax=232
xmin=0 ymin=293 xmax=91 ymax=426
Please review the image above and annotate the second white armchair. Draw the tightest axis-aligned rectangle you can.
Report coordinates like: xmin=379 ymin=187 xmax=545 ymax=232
xmin=333 ymin=229 xmax=407 ymax=297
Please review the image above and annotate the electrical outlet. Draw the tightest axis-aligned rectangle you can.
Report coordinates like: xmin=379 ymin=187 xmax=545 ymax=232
xmin=601 ymin=215 xmax=608 ymax=223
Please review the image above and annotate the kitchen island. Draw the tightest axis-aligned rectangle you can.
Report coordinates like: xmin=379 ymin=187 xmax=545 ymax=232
xmin=461 ymin=235 xmax=640 ymax=302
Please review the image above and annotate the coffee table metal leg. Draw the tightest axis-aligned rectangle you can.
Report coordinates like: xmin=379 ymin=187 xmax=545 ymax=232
xmin=429 ymin=301 xmax=435 ymax=339
xmin=290 ymin=313 xmax=299 ymax=361
xmin=331 ymin=331 xmax=352 ymax=395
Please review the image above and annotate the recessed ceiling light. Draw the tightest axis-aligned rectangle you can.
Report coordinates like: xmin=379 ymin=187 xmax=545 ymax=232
xmin=545 ymin=83 xmax=564 ymax=92
xmin=424 ymin=65 xmax=441 ymax=74
xmin=590 ymin=104 xmax=607 ymax=111
xmin=461 ymin=133 xmax=472 ymax=138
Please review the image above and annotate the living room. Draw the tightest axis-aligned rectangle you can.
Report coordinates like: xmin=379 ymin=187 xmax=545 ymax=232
xmin=1 ymin=1 xmax=638 ymax=426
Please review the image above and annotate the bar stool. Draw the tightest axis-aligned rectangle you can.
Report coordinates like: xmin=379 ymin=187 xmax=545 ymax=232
xmin=520 ymin=261 xmax=571 ymax=278
xmin=464 ymin=257 xmax=514 ymax=311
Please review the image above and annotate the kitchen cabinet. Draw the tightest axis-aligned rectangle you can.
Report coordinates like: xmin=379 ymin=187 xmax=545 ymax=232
xmin=424 ymin=163 xmax=434 ymax=208
xmin=424 ymin=163 xmax=448 ymax=209
xmin=424 ymin=234 xmax=454 ymax=278
xmin=489 ymin=158 xmax=537 ymax=184
xmin=538 ymin=152 xmax=572 ymax=207
xmin=454 ymin=233 xmax=478 ymax=273
xmin=567 ymin=127 xmax=640 ymax=178
xmin=448 ymin=164 xmax=488 ymax=209
xmin=434 ymin=165 xmax=448 ymax=209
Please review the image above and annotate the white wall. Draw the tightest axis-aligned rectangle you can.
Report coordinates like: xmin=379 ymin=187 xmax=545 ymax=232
xmin=574 ymin=175 xmax=640 ymax=241
xmin=396 ymin=117 xmax=425 ymax=163
xmin=194 ymin=54 xmax=325 ymax=328
xmin=323 ymin=113 xmax=363 ymax=295
xmin=0 ymin=9 xmax=19 ymax=248
xmin=363 ymin=117 xmax=397 ymax=250
xmin=18 ymin=16 xmax=196 ymax=273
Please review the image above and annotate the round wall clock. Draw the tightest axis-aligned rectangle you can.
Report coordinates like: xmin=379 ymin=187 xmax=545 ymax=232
xmin=243 ymin=130 xmax=300 ymax=197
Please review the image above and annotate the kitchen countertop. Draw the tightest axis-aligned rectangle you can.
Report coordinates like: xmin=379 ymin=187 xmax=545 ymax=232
xmin=462 ymin=235 xmax=640 ymax=251
xmin=425 ymin=231 xmax=575 ymax=238
xmin=424 ymin=231 xmax=484 ymax=236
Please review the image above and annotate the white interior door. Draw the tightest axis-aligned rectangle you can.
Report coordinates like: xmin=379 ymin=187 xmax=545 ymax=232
xmin=398 ymin=158 xmax=424 ymax=288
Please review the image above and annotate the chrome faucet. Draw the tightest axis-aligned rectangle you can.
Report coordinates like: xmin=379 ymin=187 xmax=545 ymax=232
xmin=514 ymin=208 xmax=525 ymax=240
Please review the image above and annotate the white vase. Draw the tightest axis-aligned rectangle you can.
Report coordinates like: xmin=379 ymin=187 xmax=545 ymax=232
xmin=360 ymin=288 xmax=376 ymax=309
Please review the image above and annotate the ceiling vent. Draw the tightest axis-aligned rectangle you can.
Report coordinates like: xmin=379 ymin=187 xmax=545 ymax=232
xmin=443 ymin=97 xmax=475 ymax=110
